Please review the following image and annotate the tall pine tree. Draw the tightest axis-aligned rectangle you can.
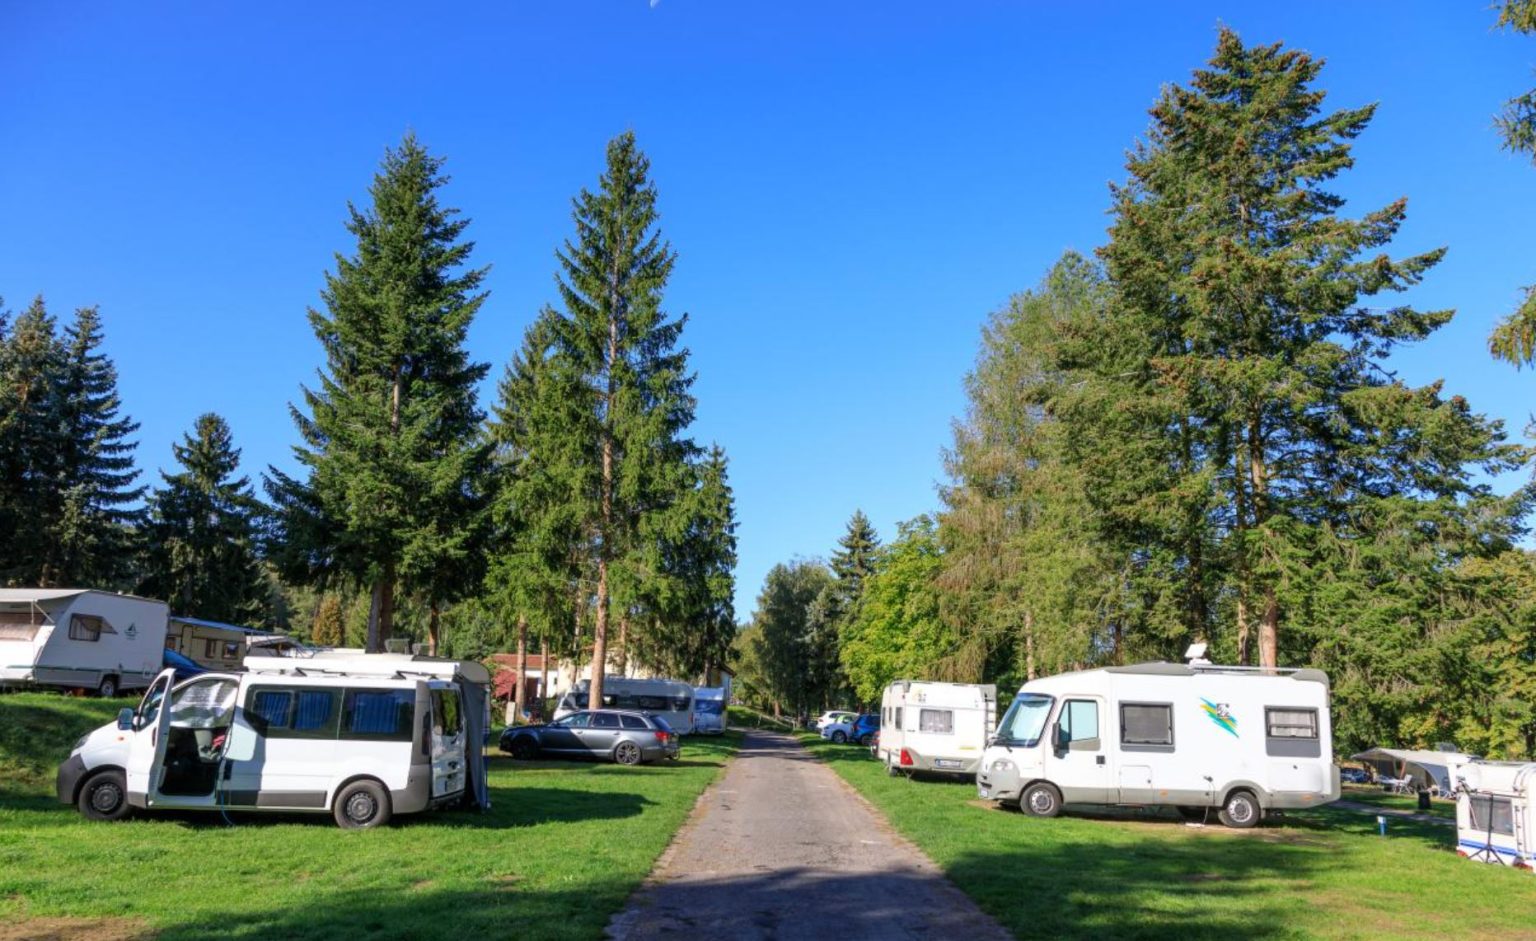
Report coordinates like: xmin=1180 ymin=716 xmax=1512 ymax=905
xmin=268 ymin=134 xmax=489 ymax=652
xmin=1488 ymin=1 xmax=1536 ymax=368
xmin=140 ymin=413 xmax=267 ymax=623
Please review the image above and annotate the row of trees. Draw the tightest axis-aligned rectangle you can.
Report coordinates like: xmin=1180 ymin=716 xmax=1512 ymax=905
xmin=736 ymin=24 xmax=1536 ymax=757
xmin=1 ymin=133 xmax=737 ymax=704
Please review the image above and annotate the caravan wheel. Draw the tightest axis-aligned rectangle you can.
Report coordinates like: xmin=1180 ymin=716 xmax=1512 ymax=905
xmin=96 ymin=675 xmax=119 ymax=698
xmin=1218 ymin=790 xmax=1261 ymax=829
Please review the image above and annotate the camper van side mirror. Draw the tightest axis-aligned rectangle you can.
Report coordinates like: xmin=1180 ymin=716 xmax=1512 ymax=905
xmin=116 ymin=707 xmax=134 ymax=731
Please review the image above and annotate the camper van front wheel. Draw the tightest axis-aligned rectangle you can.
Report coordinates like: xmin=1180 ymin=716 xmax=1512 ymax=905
xmin=333 ymin=780 xmax=392 ymax=829
xmin=1022 ymin=782 xmax=1063 ymax=818
xmin=1218 ymin=790 xmax=1261 ymax=829
xmin=78 ymin=770 xmax=130 ymax=821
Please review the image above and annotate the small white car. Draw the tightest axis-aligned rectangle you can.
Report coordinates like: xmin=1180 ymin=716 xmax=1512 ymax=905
xmin=814 ymin=710 xmax=857 ymax=733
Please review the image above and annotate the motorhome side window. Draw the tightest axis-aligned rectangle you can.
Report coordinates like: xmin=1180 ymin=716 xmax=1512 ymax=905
xmin=69 ymin=615 xmax=105 ymax=642
xmin=1265 ymin=708 xmax=1318 ymax=739
xmin=1468 ymin=795 xmax=1516 ymax=836
xmin=1059 ymin=699 xmax=1099 ymax=748
xmin=341 ymin=689 xmax=415 ymax=741
xmin=247 ymin=687 xmax=341 ymax=738
xmin=1120 ymin=702 xmax=1174 ymax=748
xmin=919 ymin=709 xmax=954 ymax=734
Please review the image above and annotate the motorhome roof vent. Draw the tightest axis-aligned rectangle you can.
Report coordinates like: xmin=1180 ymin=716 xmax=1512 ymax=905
xmin=1184 ymin=642 xmax=1211 ymax=665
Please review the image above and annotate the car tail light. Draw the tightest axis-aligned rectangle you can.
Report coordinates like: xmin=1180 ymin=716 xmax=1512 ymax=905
xmin=655 ymin=730 xmax=670 ymax=744
xmin=900 ymin=748 xmax=914 ymax=767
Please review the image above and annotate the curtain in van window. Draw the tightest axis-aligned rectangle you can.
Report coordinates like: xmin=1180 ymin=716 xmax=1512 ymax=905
xmin=251 ymin=691 xmax=292 ymax=729
xmin=350 ymin=691 xmax=409 ymax=735
xmin=293 ymin=691 xmax=335 ymax=731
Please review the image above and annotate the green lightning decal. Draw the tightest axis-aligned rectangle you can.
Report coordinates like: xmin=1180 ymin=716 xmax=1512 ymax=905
xmin=1200 ymin=699 xmax=1237 ymax=737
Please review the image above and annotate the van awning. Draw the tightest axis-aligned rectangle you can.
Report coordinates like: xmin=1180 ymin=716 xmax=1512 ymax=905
xmin=1351 ymin=748 xmax=1472 ymax=793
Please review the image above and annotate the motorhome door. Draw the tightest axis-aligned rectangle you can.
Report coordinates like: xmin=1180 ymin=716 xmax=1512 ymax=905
xmin=125 ymin=668 xmax=177 ymax=801
xmin=1050 ymin=696 xmax=1112 ymax=803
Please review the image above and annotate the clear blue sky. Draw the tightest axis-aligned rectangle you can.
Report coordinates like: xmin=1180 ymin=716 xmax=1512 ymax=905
xmin=3 ymin=2 xmax=1533 ymax=621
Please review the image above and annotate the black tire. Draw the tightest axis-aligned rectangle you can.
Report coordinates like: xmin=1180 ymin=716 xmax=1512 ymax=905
xmin=831 ymin=730 xmax=847 ymax=744
xmin=1218 ymin=789 xmax=1261 ymax=829
xmin=77 ymin=769 xmax=130 ymax=822
xmin=510 ymin=736 xmax=539 ymax=760
xmin=96 ymin=675 xmax=118 ymax=698
xmin=614 ymin=740 xmax=643 ymax=766
xmin=858 ymin=733 xmax=873 ymax=746
xmin=333 ymin=779 xmax=392 ymax=830
xmin=1022 ymin=782 xmax=1063 ymax=818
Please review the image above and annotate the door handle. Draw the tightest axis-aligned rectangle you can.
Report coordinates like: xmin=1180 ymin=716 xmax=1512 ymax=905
xmin=151 ymin=727 xmax=158 ymax=747
xmin=1096 ymin=755 xmax=1105 ymax=765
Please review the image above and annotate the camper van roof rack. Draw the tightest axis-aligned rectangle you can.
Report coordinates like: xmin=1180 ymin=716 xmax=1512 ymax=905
xmin=1108 ymin=661 xmax=1329 ymax=684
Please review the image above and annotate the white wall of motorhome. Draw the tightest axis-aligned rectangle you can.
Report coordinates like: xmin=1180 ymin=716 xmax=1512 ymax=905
xmin=1448 ymin=759 xmax=1536 ymax=872
xmin=976 ymin=663 xmax=1340 ymax=828
xmin=0 ymin=589 xmax=168 ymax=697
xmin=877 ymin=681 xmax=997 ymax=776
xmin=58 ymin=661 xmax=482 ymax=828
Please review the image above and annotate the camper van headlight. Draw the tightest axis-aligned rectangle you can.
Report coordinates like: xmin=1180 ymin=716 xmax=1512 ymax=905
xmin=990 ymin=758 xmax=1015 ymax=773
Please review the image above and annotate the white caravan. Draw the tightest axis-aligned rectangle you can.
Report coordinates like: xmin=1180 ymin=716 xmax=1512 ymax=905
xmin=692 ymin=686 xmax=727 ymax=735
xmin=56 ymin=653 xmax=491 ymax=828
xmin=976 ymin=662 xmax=1340 ymax=828
xmin=0 ymin=589 xmax=169 ymax=697
xmin=877 ymin=680 xmax=997 ymax=777
xmin=556 ymin=677 xmax=695 ymax=734
xmin=1448 ymin=759 xmax=1536 ymax=872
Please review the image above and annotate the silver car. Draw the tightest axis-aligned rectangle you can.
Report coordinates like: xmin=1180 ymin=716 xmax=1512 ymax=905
xmin=500 ymin=709 xmax=680 ymax=765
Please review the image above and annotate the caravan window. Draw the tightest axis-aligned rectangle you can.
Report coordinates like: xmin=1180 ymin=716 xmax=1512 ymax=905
xmin=1120 ymin=703 xmax=1174 ymax=748
xmin=341 ymin=689 xmax=415 ymax=741
xmin=918 ymin=709 xmax=954 ymax=734
xmin=69 ymin=615 xmax=106 ymax=642
xmin=1059 ymin=700 xmax=1100 ymax=749
xmin=1265 ymin=708 xmax=1318 ymax=739
xmin=1468 ymin=795 xmax=1516 ymax=836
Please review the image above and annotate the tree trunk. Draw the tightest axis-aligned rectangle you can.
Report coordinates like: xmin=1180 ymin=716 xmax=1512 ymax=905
xmin=426 ymin=602 xmax=440 ymax=657
xmin=591 ymin=556 xmax=609 ymax=710
xmin=366 ymin=578 xmax=383 ymax=653
xmin=1247 ymin=411 xmax=1277 ymax=669
xmin=379 ymin=560 xmax=395 ymax=651
xmin=514 ymin=616 xmax=528 ymax=725
xmin=615 ymin=615 xmax=630 ymax=676
xmin=1233 ymin=426 xmax=1250 ymax=666
xmin=1023 ymin=610 xmax=1037 ymax=681
xmin=538 ymin=633 xmax=548 ymax=702
xmin=590 ymin=265 xmax=621 ymax=720
xmin=1235 ymin=598 xmax=1250 ymax=667
xmin=1258 ymin=589 xmax=1280 ymax=670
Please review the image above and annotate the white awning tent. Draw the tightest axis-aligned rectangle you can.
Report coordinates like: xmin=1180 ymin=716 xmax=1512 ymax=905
xmin=1351 ymin=748 xmax=1474 ymax=794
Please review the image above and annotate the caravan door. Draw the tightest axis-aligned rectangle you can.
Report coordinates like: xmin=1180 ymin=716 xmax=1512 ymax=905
xmin=1049 ymin=696 xmax=1112 ymax=803
xmin=125 ymin=669 xmax=177 ymax=802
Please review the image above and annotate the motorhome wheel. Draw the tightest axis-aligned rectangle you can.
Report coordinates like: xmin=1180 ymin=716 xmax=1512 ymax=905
xmin=78 ymin=769 xmax=130 ymax=822
xmin=831 ymin=730 xmax=847 ymax=744
xmin=96 ymin=675 xmax=118 ymax=698
xmin=614 ymin=741 xmax=643 ymax=766
xmin=333 ymin=780 xmax=392 ymax=829
xmin=1022 ymin=782 xmax=1063 ymax=818
xmin=1218 ymin=790 xmax=1260 ymax=829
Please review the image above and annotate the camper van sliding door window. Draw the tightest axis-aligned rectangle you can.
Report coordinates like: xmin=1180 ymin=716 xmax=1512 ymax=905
xmin=69 ymin=615 xmax=105 ymax=642
xmin=341 ymin=689 xmax=415 ymax=742
xmin=246 ymin=687 xmax=342 ymax=738
xmin=1120 ymin=703 xmax=1174 ymax=753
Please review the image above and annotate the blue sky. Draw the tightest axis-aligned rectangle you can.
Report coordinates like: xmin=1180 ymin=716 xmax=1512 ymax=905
xmin=2 ymin=2 xmax=1533 ymax=621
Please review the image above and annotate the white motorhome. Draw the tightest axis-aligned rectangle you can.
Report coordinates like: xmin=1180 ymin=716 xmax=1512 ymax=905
xmin=56 ymin=652 xmax=491 ymax=828
xmin=0 ymin=589 xmax=169 ymax=697
xmin=555 ymin=676 xmax=695 ymax=734
xmin=976 ymin=662 xmax=1340 ymax=828
xmin=692 ymin=686 xmax=727 ymax=735
xmin=1448 ymin=759 xmax=1535 ymax=872
xmin=877 ymin=680 xmax=997 ymax=777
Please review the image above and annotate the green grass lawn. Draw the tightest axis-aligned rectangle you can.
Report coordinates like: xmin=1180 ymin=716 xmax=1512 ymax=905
xmin=0 ymin=693 xmax=737 ymax=941
xmin=798 ymin=734 xmax=1536 ymax=941
xmin=1336 ymin=784 xmax=1456 ymax=820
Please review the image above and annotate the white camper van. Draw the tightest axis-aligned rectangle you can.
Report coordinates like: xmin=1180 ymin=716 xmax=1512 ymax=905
xmin=877 ymin=680 xmax=997 ymax=777
xmin=976 ymin=662 xmax=1340 ymax=828
xmin=692 ymin=686 xmax=727 ymax=735
xmin=56 ymin=653 xmax=491 ymax=828
xmin=0 ymin=589 xmax=169 ymax=697
xmin=556 ymin=677 xmax=695 ymax=735
xmin=1448 ymin=759 xmax=1535 ymax=872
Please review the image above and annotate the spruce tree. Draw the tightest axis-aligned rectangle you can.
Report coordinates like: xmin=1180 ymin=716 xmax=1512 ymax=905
xmin=541 ymin=132 xmax=698 ymax=706
xmin=0 ymin=297 xmax=63 ymax=584
xmin=1487 ymin=1 xmax=1536 ymax=368
xmin=140 ymin=413 xmax=267 ymax=623
xmin=268 ymin=134 xmax=489 ymax=652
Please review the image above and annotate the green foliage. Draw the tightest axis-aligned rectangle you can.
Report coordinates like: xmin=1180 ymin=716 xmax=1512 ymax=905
xmin=749 ymin=560 xmax=837 ymax=716
xmin=1496 ymin=0 xmax=1536 ymax=161
xmin=311 ymin=593 xmax=344 ymax=647
xmin=839 ymin=517 xmax=958 ymax=703
xmin=267 ymin=134 xmax=489 ymax=651
xmin=140 ymin=413 xmax=268 ymax=623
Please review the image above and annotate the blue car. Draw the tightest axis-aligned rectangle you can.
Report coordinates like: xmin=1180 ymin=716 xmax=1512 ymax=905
xmin=162 ymin=647 xmax=207 ymax=682
xmin=849 ymin=714 xmax=880 ymax=746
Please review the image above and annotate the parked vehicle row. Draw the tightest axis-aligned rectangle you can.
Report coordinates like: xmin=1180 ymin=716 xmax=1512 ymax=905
xmin=821 ymin=713 xmax=879 ymax=746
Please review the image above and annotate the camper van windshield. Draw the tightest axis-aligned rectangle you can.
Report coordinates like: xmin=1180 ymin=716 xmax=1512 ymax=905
xmin=996 ymin=694 xmax=1053 ymax=746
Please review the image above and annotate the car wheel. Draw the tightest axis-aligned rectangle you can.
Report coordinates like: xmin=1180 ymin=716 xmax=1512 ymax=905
xmin=78 ymin=769 xmax=130 ymax=822
xmin=1022 ymin=782 xmax=1063 ymax=818
xmin=858 ymin=733 xmax=873 ymax=746
xmin=831 ymin=730 xmax=847 ymax=744
xmin=614 ymin=741 xmax=643 ymax=766
xmin=510 ymin=736 xmax=539 ymax=760
xmin=96 ymin=675 xmax=118 ymax=698
xmin=1218 ymin=790 xmax=1261 ymax=829
xmin=333 ymin=779 xmax=392 ymax=830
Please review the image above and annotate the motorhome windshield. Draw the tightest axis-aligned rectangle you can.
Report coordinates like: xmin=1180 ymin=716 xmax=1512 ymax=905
xmin=995 ymin=693 xmax=1053 ymax=746
xmin=695 ymin=699 xmax=725 ymax=716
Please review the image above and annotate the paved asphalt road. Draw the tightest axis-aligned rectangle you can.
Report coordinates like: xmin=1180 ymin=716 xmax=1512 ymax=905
xmin=607 ymin=730 xmax=1012 ymax=940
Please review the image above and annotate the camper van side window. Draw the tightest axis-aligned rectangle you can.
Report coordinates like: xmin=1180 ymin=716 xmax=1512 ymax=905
xmin=342 ymin=689 xmax=416 ymax=742
xmin=1060 ymin=700 xmax=1100 ymax=749
xmin=1265 ymin=708 xmax=1318 ymax=739
xmin=1468 ymin=795 xmax=1516 ymax=836
xmin=246 ymin=688 xmax=340 ymax=738
xmin=69 ymin=615 xmax=104 ymax=642
xmin=918 ymin=709 xmax=954 ymax=734
xmin=1120 ymin=703 xmax=1174 ymax=749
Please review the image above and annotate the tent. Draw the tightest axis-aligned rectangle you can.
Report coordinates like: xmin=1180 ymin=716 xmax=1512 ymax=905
xmin=1351 ymin=748 xmax=1474 ymax=795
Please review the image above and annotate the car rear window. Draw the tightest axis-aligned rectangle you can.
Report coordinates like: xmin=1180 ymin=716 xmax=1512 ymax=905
xmin=620 ymin=714 xmax=648 ymax=730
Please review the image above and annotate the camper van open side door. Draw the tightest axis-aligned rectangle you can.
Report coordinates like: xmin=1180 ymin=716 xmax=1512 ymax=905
xmin=125 ymin=668 xmax=177 ymax=805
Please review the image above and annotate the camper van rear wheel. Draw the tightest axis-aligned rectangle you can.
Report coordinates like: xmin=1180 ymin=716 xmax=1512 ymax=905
xmin=614 ymin=741 xmax=643 ymax=766
xmin=78 ymin=769 xmax=130 ymax=821
xmin=1022 ymin=782 xmax=1063 ymax=818
xmin=333 ymin=780 xmax=392 ymax=829
xmin=96 ymin=675 xmax=118 ymax=698
xmin=1218 ymin=790 xmax=1261 ymax=829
